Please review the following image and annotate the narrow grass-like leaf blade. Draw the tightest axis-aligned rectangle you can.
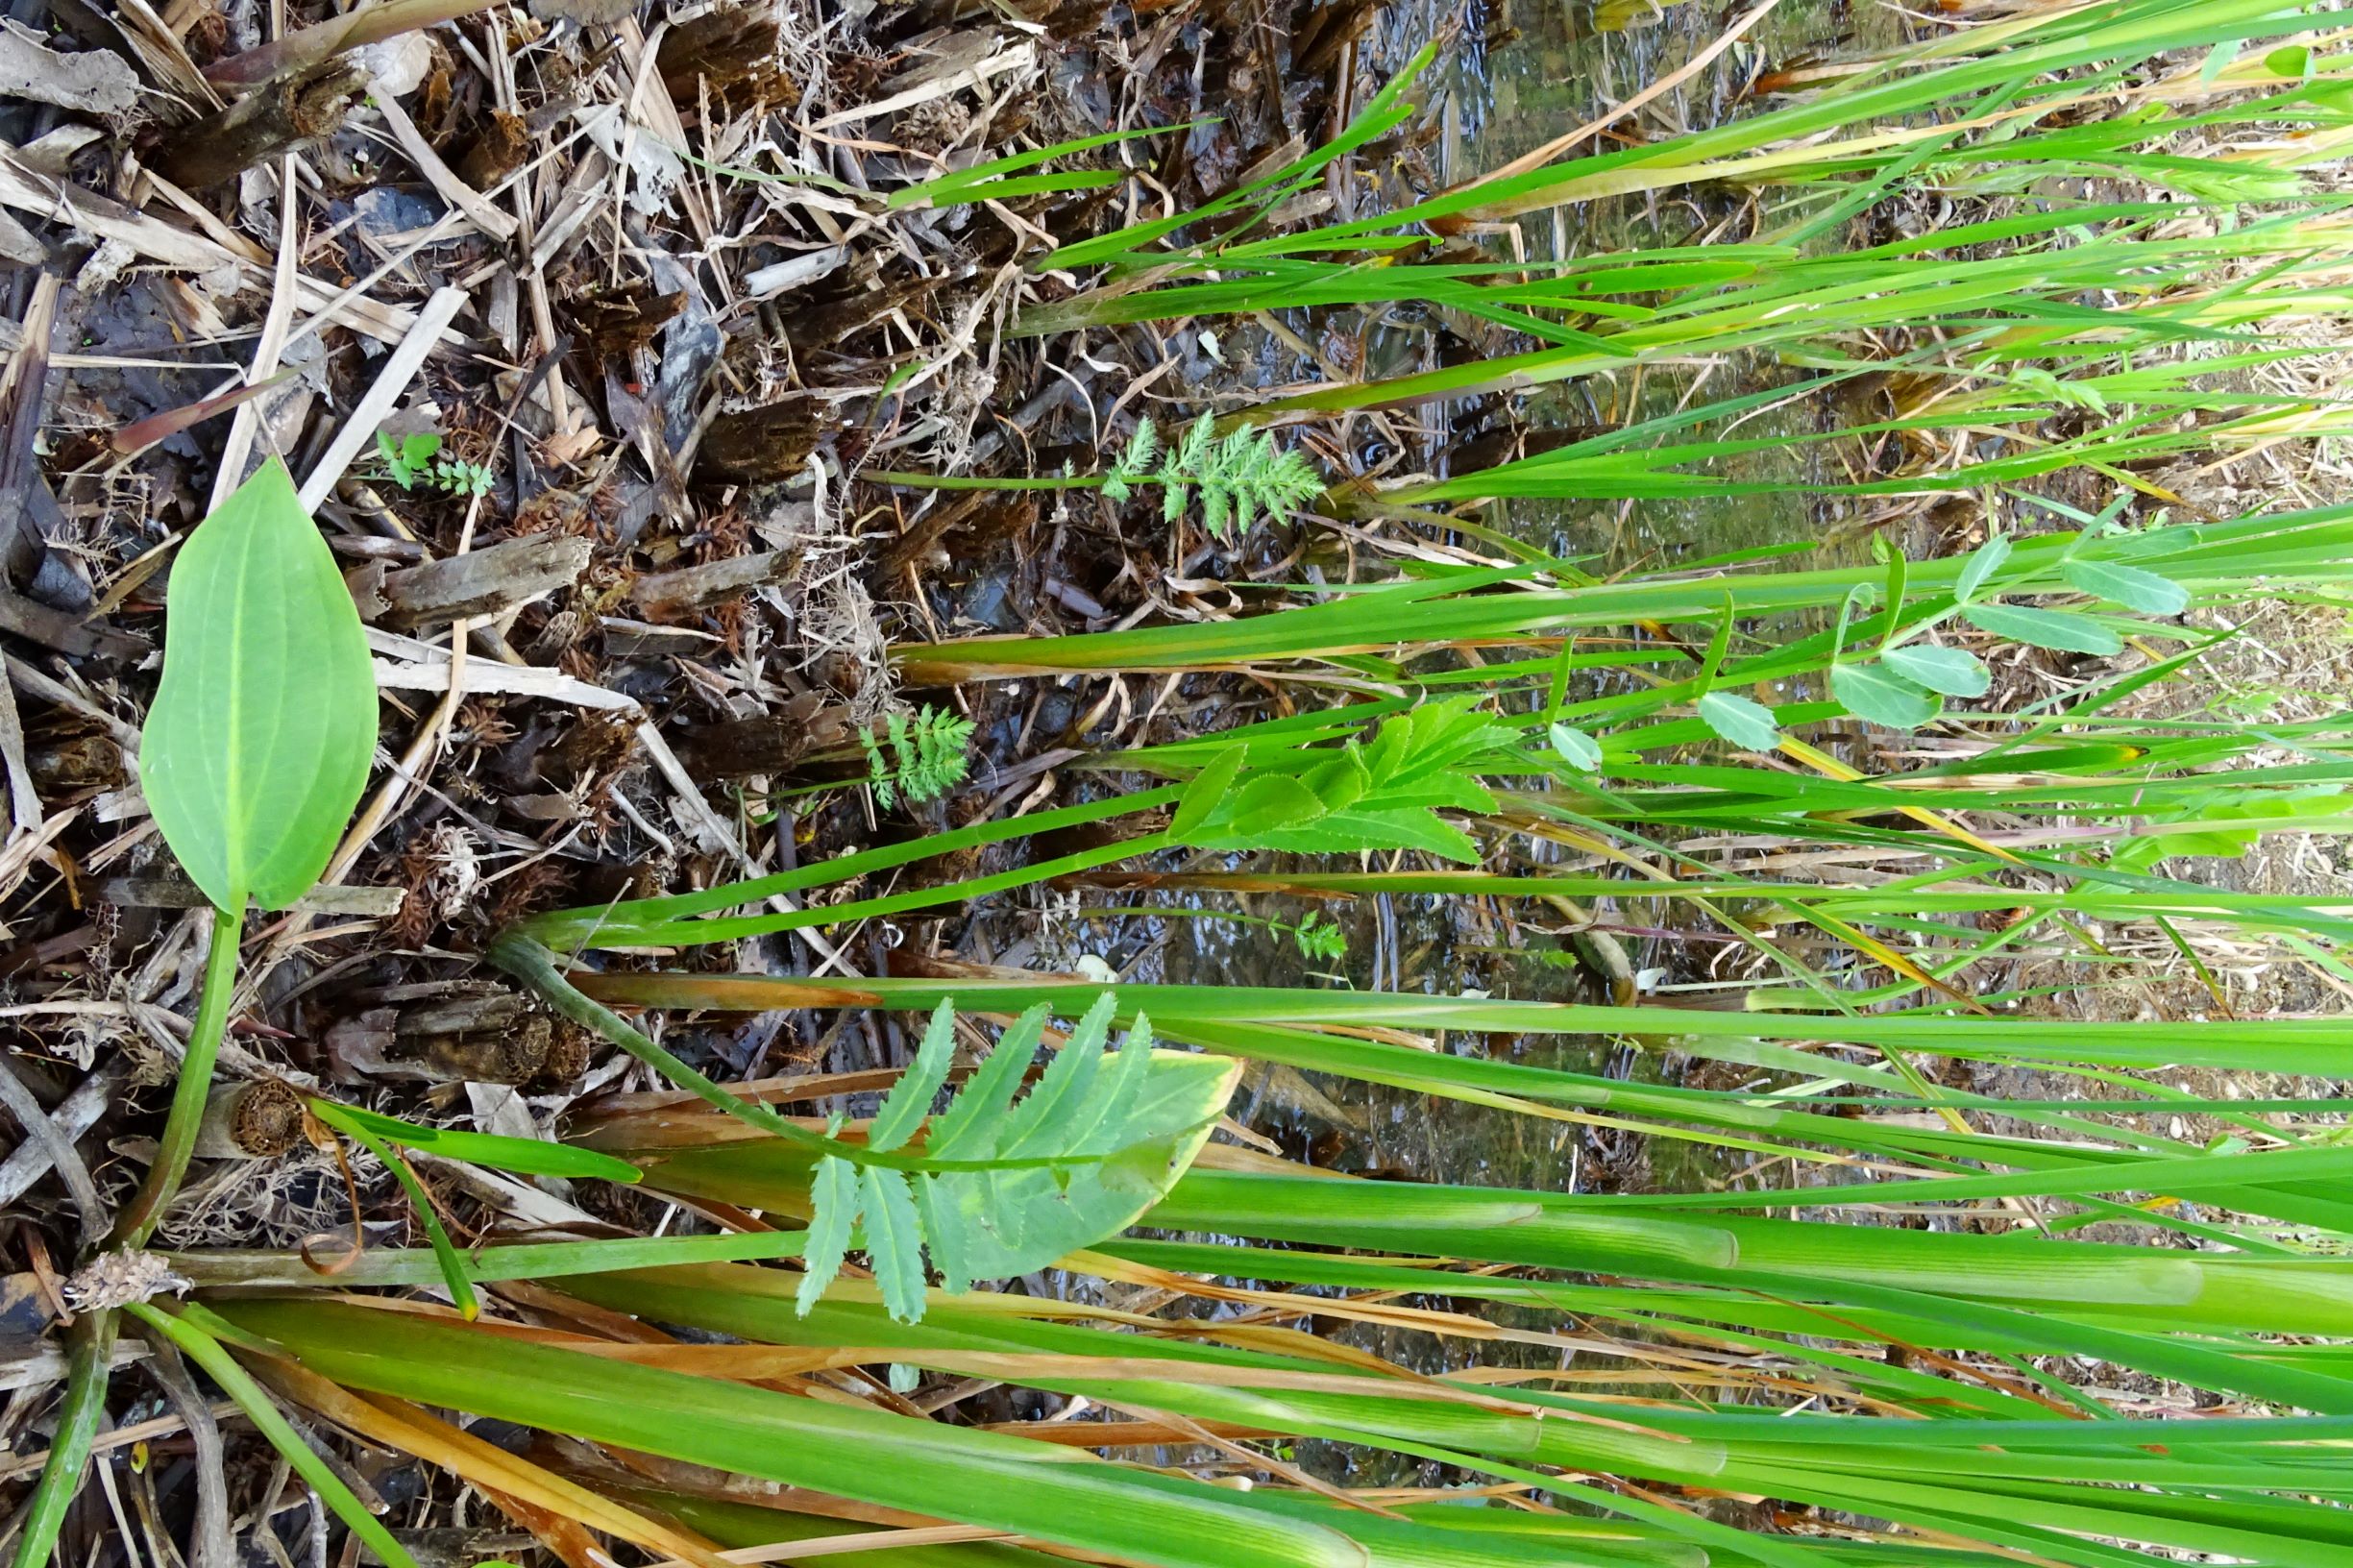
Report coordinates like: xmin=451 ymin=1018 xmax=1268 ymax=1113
xmin=311 ymin=1101 xmax=641 ymax=1183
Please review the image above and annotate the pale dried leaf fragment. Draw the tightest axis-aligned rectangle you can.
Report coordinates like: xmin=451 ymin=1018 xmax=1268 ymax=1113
xmin=0 ymin=20 xmax=140 ymax=115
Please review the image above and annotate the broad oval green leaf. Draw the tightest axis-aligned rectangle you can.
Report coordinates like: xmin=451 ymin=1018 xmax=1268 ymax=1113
xmin=141 ymin=458 xmax=376 ymax=910
xmin=1879 ymin=644 xmax=1991 ymax=698
xmin=2059 ymin=558 xmax=2189 ymax=618
xmin=1963 ymin=602 xmax=2124 ymax=656
xmin=1831 ymin=663 xmax=1941 ymax=729
xmin=1697 ymin=691 xmax=1780 ymax=752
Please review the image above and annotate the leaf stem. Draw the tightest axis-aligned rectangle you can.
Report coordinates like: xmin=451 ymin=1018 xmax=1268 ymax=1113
xmin=110 ymin=901 xmax=246 ymax=1250
xmin=122 ymin=1303 xmax=420 ymax=1568
xmin=8 ymin=1311 xmax=116 ymax=1568
xmin=491 ymin=935 xmax=1134 ymax=1175
xmin=864 ymin=472 xmax=1106 ymax=492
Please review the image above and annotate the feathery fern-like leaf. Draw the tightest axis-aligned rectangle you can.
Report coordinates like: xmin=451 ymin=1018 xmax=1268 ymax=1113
xmin=862 ymin=705 xmax=974 ymax=809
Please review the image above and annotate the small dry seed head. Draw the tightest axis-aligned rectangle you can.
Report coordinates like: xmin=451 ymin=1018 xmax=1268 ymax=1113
xmin=64 ymin=1250 xmax=191 ymax=1311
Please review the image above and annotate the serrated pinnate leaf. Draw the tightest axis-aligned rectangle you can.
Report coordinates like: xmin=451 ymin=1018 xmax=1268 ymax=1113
xmin=1170 ymin=747 xmax=1245 ymax=842
xmin=925 ymin=1005 xmax=1045 ymax=1161
xmin=1879 ymin=644 xmax=1991 ymax=698
xmin=796 ymin=1155 xmax=860 ymax=1315
xmin=1964 ymin=602 xmax=2124 ymax=655
xmin=1698 ymin=691 xmax=1780 ymax=751
xmin=869 ymin=1000 xmax=955 ymax=1153
xmin=861 ymin=1165 xmax=927 ymax=1323
xmin=141 ymin=457 xmax=377 ymax=910
xmin=997 ymin=996 xmax=1109 ymax=1158
xmin=1176 ymin=698 xmax=1504 ymax=859
xmin=2060 ymin=558 xmax=2189 ymax=617
xmin=1831 ymin=663 xmax=1942 ymax=729
xmin=800 ymin=996 xmax=1237 ymax=1323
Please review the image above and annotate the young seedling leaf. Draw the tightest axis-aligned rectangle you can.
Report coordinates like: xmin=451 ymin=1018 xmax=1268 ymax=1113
xmin=310 ymin=1102 xmax=479 ymax=1320
xmin=2059 ymin=558 xmax=2190 ymax=618
xmin=1697 ymin=691 xmax=1780 ymax=751
xmin=1879 ymin=644 xmax=1991 ymax=698
xmin=141 ymin=457 xmax=377 ymax=911
xmin=1548 ymin=723 xmax=1603 ymax=771
xmin=1953 ymin=533 xmax=2011 ymax=605
xmin=1831 ymin=663 xmax=1942 ymax=729
xmin=1964 ymin=602 xmax=2125 ymax=655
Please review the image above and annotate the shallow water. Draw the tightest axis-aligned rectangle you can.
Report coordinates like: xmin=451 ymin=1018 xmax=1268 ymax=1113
xmin=1141 ymin=1 xmax=1891 ymax=1203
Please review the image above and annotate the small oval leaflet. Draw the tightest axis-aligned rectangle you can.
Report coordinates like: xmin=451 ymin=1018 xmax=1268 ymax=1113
xmin=1698 ymin=691 xmax=1780 ymax=752
xmin=1953 ymin=533 xmax=2012 ymax=605
xmin=2059 ymin=558 xmax=2189 ymax=619
xmin=1831 ymin=662 xmax=1942 ymax=729
xmin=1548 ymin=723 xmax=1604 ymax=772
xmin=140 ymin=457 xmax=378 ymax=911
xmin=1962 ymin=602 xmax=2124 ymax=657
xmin=1880 ymin=644 xmax=1991 ymax=698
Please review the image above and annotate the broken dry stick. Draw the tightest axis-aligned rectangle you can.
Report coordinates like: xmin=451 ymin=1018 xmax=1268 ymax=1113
xmin=151 ymin=61 xmax=367 ymax=190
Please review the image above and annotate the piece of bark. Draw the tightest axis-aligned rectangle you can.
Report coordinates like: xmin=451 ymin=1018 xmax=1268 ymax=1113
xmin=150 ymin=59 xmax=368 ymax=190
xmin=0 ymin=208 xmax=42 ymax=268
xmin=670 ymin=697 xmax=853 ymax=778
xmin=324 ymin=991 xmax=576 ymax=1086
xmin=656 ymin=6 xmax=794 ymax=104
xmin=697 ymin=400 xmax=823 ymax=483
xmin=629 ymin=550 xmax=794 ymax=622
xmin=0 ymin=576 xmax=142 ymax=659
xmin=364 ymin=534 xmax=591 ymax=628
xmin=455 ymin=110 xmax=531 ymax=191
